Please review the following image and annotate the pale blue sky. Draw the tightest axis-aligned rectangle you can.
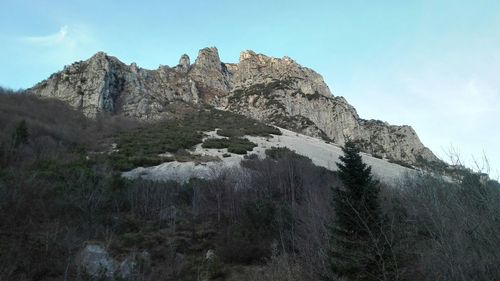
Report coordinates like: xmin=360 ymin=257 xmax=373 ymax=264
xmin=1 ymin=0 xmax=499 ymax=177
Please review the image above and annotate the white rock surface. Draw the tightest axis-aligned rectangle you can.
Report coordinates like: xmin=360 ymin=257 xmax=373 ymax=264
xmin=122 ymin=128 xmax=415 ymax=184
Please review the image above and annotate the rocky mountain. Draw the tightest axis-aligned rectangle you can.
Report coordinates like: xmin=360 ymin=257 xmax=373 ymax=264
xmin=28 ymin=47 xmax=440 ymax=166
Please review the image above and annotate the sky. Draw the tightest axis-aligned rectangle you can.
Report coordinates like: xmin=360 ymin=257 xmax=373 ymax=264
xmin=1 ymin=0 xmax=499 ymax=178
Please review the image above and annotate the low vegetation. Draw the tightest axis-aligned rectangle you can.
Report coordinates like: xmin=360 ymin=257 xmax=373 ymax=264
xmin=111 ymin=107 xmax=280 ymax=170
xmin=228 ymin=78 xmax=294 ymax=104
xmin=202 ymin=137 xmax=257 ymax=154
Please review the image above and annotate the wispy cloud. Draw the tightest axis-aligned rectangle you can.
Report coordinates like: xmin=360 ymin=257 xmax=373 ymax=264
xmin=22 ymin=25 xmax=69 ymax=46
xmin=18 ymin=24 xmax=99 ymax=65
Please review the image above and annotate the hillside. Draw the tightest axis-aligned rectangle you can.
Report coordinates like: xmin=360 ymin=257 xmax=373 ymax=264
xmin=1 ymin=86 xmax=500 ymax=281
xmin=123 ymin=127 xmax=414 ymax=184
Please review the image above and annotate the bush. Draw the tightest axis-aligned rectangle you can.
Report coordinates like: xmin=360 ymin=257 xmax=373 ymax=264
xmin=202 ymin=138 xmax=230 ymax=149
xmin=265 ymin=147 xmax=311 ymax=162
xmin=265 ymin=147 xmax=294 ymax=159
xmin=202 ymin=137 xmax=257 ymax=155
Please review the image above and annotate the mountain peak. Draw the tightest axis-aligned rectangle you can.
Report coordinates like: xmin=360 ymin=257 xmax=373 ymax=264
xmin=90 ymin=51 xmax=107 ymax=59
xmin=239 ymin=50 xmax=257 ymax=61
xmin=195 ymin=47 xmax=220 ymax=63
xmin=28 ymin=46 xmax=440 ymax=166
xmin=87 ymin=51 xmax=114 ymax=64
xmin=239 ymin=50 xmax=295 ymax=65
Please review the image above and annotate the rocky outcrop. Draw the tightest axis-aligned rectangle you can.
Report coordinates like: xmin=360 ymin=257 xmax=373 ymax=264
xmin=176 ymin=54 xmax=190 ymax=72
xmin=188 ymin=47 xmax=233 ymax=105
xmin=29 ymin=52 xmax=199 ymax=119
xmin=28 ymin=47 xmax=440 ymax=165
xmin=77 ymin=243 xmax=150 ymax=281
xmin=224 ymin=78 xmax=439 ymax=164
xmin=232 ymin=50 xmax=331 ymax=98
xmin=77 ymin=244 xmax=116 ymax=280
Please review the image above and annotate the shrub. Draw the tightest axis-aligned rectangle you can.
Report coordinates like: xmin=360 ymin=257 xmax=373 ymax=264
xmin=202 ymin=138 xmax=230 ymax=149
xmin=265 ymin=147 xmax=312 ymax=163
xmin=202 ymin=137 xmax=257 ymax=155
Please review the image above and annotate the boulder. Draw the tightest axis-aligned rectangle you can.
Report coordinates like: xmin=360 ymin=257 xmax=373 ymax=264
xmin=77 ymin=243 xmax=117 ymax=280
xmin=77 ymin=243 xmax=151 ymax=281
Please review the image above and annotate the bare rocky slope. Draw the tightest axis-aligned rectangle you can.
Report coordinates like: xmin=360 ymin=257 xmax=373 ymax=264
xmin=123 ymin=128 xmax=415 ymax=184
xmin=28 ymin=47 xmax=440 ymax=166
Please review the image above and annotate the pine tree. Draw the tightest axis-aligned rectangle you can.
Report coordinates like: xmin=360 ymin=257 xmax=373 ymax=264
xmin=329 ymin=140 xmax=384 ymax=281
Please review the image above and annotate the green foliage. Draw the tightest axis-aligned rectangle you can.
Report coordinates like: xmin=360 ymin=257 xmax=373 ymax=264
xmin=117 ymin=123 xmax=202 ymax=156
xmin=111 ymin=107 xmax=278 ymax=170
xmin=227 ymin=139 xmax=257 ymax=154
xmin=216 ymin=126 xmax=280 ymax=138
xmin=227 ymin=146 xmax=249 ymax=155
xmin=329 ymin=141 xmax=386 ymax=281
xmin=264 ymin=147 xmax=311 ymax=162
xmin=202 ymin=138 xmax=231 ymax=149
xmin=265 ymin=146 xmax=294 ymax=159
xmin=202 ymin=137 xmax=257 ymax=155
xmin=415 ymin=155 xmax=447 ymax=172
xmin=228 ymin=78 xmax=294 ymax=103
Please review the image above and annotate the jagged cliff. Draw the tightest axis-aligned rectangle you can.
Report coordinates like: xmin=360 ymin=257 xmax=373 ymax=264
xmin=30 ymin=52 xmax=200 ymax=119
xmin=28 ymin=47 xmax=440 ymax=165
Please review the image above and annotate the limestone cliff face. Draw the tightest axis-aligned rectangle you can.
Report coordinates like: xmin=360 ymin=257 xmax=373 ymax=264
xmin=232 ymin=50 xmax=331 ymax=97
xmin=29 ymin=52 xmax=199 ymax=119
xmin=188 ymin=47 xmax=233 ymax=106
xmin=29 ymin=47 xmax=440 ymax=165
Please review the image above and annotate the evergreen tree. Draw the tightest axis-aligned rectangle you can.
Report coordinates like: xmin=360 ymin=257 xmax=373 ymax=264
xmin=329 ymin=140 xmax=384 ymax=281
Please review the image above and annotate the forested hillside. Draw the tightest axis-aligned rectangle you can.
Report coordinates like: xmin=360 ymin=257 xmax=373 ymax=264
xmin=1 ymin=89 xmax=499 ymax=281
